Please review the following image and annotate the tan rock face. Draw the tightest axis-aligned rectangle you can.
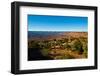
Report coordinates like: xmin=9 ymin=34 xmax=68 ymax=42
xmin=29 ymin=32 xmax=87 ymax=41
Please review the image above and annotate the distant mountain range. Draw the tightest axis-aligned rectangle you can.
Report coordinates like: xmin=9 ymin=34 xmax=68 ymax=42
xmin=28 ymin=31 xmax=88 ymax=41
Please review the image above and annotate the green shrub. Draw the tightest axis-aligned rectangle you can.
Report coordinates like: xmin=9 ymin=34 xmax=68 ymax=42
xmin=71 ymin=39 xmax=83 ymax=52
xmin=41 ymin=48 xmax=50 ymax=56
xmin=82 ymin=43 xmax=88 ymax=57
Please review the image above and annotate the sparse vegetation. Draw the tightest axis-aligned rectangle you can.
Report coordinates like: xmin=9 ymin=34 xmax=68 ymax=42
xmin=28 ymin=32 xmax=88 ymax=60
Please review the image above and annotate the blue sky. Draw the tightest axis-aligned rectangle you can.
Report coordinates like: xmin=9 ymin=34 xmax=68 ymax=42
xmin=28 ymin=15 xmax=88 ymax=32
